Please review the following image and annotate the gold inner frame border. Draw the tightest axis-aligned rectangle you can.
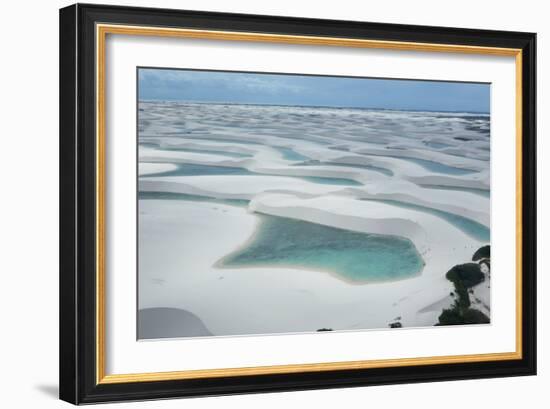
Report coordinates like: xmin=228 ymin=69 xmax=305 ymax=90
xmin=95 ymin=23 xmax=523 ymax=385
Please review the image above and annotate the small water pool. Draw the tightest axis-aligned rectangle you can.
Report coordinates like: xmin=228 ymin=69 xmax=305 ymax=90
xmin=420 ymin=184 xmax=490 ymax=198
xmin=141 ymin=163 xmax=362 ymax=186
xmin=367 ymin=199 xmax=490 ymax=242
xmin=275 ymin=147 xmax=310 ymax=161
xmin=138 ymin=191 xmax=249 ymax=207
xmin=140 ymin=163 xmax=254 ymax=178
xmin=295 ymin=161 xmax=393 ymax=177
xmin=365 ymin=154 xmax=477 ymax=175
xmin=163 ymin=146 xmax=253 ymax=158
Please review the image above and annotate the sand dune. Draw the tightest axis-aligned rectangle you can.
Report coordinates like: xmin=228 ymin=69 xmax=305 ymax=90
xmin=137 ymin=101 xmax=490 ymax=337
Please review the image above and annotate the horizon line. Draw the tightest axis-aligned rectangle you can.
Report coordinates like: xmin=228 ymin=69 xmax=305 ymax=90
xmin=138 ymin=99 xmax=490 ymax=115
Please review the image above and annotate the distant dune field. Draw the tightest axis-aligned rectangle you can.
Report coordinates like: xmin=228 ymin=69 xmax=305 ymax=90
xmin=137 ymin=101 xmax=490 ymax=338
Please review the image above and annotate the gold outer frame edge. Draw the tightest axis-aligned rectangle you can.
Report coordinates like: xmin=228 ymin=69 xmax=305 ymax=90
xmin=100 ymin=352 xmax=518 ymax=384
xmin=515 ymin=52 xmax=523 ymax=358
xmin=95 ymin=23 xmax=523 ymax=385
xmin=96 ymin=24 xmax=106 ymax=383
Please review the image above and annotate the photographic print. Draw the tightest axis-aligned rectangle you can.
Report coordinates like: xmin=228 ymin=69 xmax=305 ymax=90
xmin=60 ymin=6 xmax=536 ymax=402
xmin=137 ymin=68 xmax=491 ymax=339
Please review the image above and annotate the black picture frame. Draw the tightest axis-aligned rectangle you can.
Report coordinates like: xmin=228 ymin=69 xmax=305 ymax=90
xmin=60 ymin=3 xmax=536 ymax=405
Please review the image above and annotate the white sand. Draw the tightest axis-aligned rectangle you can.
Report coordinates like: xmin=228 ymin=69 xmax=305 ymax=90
xmin=138 ymin=162 xmax=178 ymax=176
xmin=137 ymin=102 xmax=491 ymax=335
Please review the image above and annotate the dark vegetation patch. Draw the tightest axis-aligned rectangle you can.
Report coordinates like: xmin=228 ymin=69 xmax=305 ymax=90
xmin=436 ymin=246 xmax=490 ymax=326
xmin=472 ymin=245 xmax=490 ymax=261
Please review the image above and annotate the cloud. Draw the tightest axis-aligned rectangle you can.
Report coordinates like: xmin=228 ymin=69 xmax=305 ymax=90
xmin=140 ymin=69 xmax=304 ymax=96
xmin=138 ymin=68 xmax=489 ymax=112
xmin=229 ymin=75 xmax=304 ymax=94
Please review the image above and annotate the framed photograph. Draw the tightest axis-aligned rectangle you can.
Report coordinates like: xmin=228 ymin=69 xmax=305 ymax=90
xmin=59 ymin=3 xmax=536 ymax=404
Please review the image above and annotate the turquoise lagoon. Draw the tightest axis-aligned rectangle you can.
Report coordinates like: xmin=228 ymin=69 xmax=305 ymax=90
xmin=294 ymin=160 xmax=394 ymax=177
xmin=163 ymin=147 xmax=253 ymax=158
xmin=141 ymin=163 xmax=255 ymax=178
xmin=419 ymin=184 xmax=490 ymax=198
xmin=140 ymin=192 xmax=423 ymax=283
xmin=365 ymin=199 xmax=490 ymax=242
xmin=142 ymin=163 xmax=362 ymax=186
xmin=275 ymin=147 xmax=310 ymax=161
xmin=300 ymin=176 xmax=362 ymax=186
xmin=365 ymin=154 xmax=477 ymax=175
xmin=138 ymin=191 xmax=249 ymax=207
xmin=219 ymin=214 xmax=424 ymax=283
xmin=139 ymin=142 xmax=252 ymax=158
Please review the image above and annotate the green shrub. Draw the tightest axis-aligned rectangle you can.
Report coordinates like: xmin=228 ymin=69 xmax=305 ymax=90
xmin=472 ymin=245 xmax=490 ymax=261
xmin=454 ymin=281 xmax=471 ymax=310
xmin=438 ymin=307 xmax=489 ymax=326
xmin=446 ymin=263 xmax=485 ymax=288
xmin=437 ymin=255 xmax=490 ymax=327
xmin=437 ymin=308 xmax=464 ymax=325
xmin=462 ymin=309 xmax=490 ymax=324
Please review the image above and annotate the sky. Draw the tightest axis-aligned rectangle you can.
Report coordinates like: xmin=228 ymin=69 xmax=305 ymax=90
xmin=138 ymin=68 xmax=490 ymax=113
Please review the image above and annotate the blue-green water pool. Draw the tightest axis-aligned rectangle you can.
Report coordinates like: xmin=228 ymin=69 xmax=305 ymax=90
xmin=365 ymin=154 xmax=477 ymax=175
xmin=276 ymin=147 xmax=310 ymax=161
xmin=141 ymin=163 xmax=254 ymax=178
xmin=139 ymin=142 xmax=252 ymax=158
xmin=294 ymin=161 xmax=393 ymax=177
xmin=300 ymin=176 xmax=362 ymax=186
xmin=138 ymin=191 xmax=249 ymax=207
xmin=419 ymin=184 xmax=490 ymax=198
xmin=218 ymin=215 xmax=424 ymax=283
xmin=424 ymin=141 xmax=452 ymax=149
xmin=164 ymin=147 xmax=253 ymax=158
xmin=141 ymin=163 xmax=362 ymax=186
xmin=366 ymin=199 xmax=490 ymax=242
